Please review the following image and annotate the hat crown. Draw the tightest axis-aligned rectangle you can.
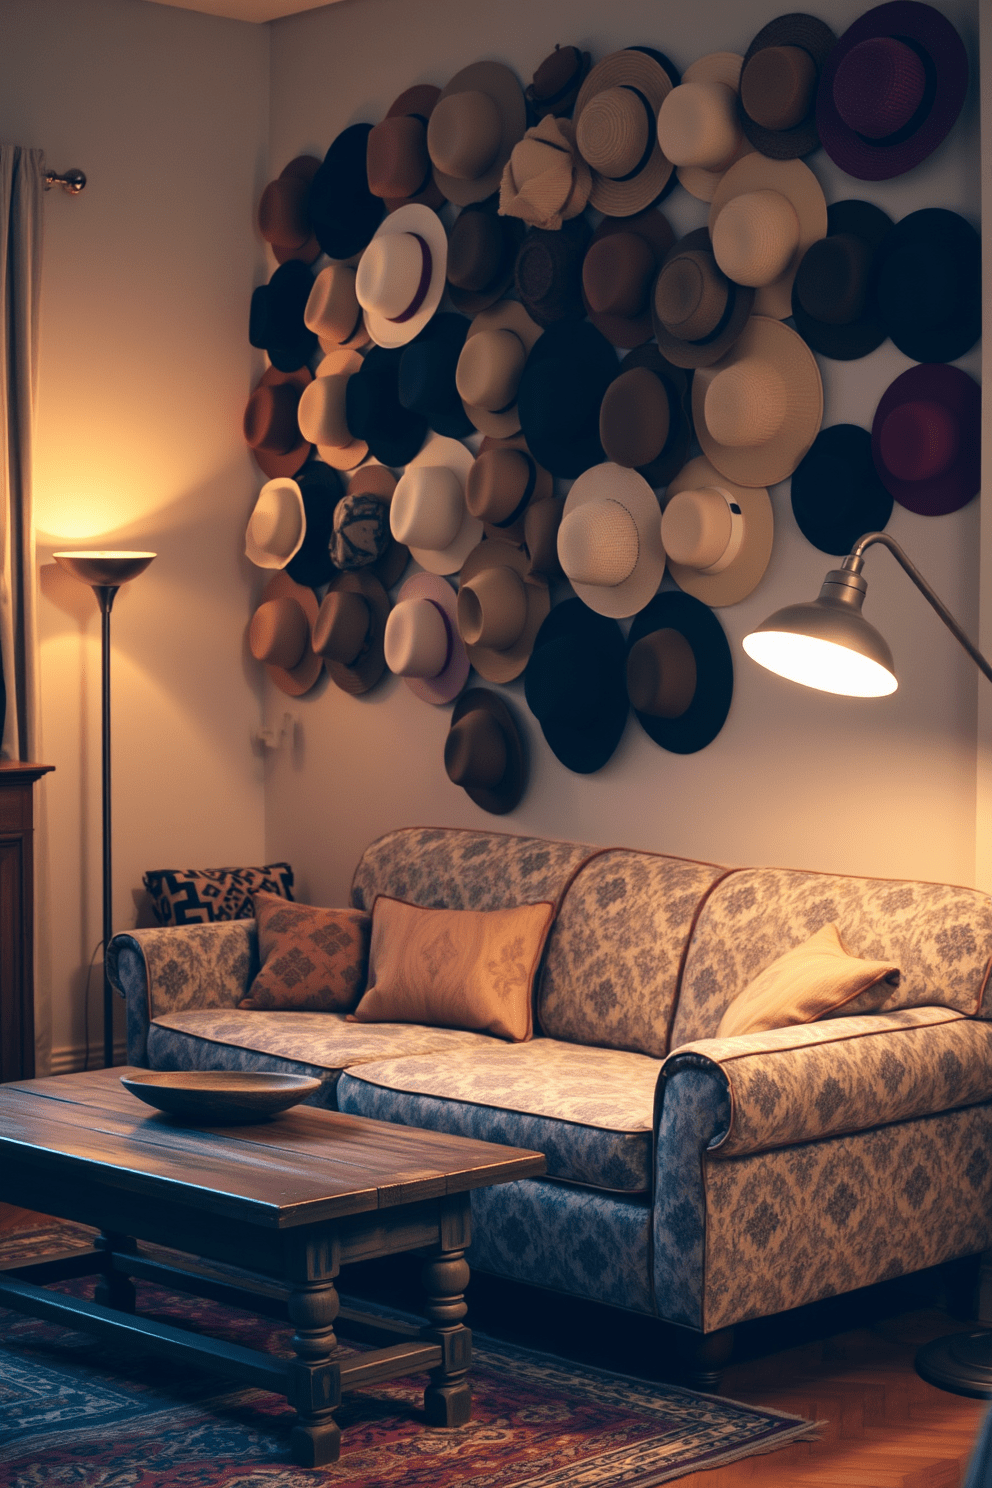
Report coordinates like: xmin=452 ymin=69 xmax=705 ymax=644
xmin=330 ymin=491 xmax=390 ymax=570
xmin=467 ymin=446 xmax=532 ymax=523
xmin=457 ymin=565 xmax=528 ymax=649
xmin=304 ymin=265 xmax=361 ymax=342
xmin=576 ymin=85 xmax=650 ymax=178
xmin=795 ymin=232 xmax=871 ymax=325
xmin=312 ymin=590 xmax=370 ymax=664
xmin=704 ymin=359 xmax=787 ymax=448
xmin=428 ymin=89 xmax=502 ymax=180
xmin=599 ymin=366 xmax=670 ymax=469
xmin=832 ymin=36 xmax=927 ymax=141
xmin=258 ymin=176 xmax=310 ymax=249
xmin=655 ymin=249 xmax=728 ymax=341
xmin=444 ymin=711 xmax=508 ymax=789
xmin=558 ymin=499 xmax=640 ymax=588
xmin=356 ymin=233 xmax=429 ymax=320
xmin=456 ymin=327 xmax=525 ymax=410
xmin=447 ymin=210 xmax=503 ymax=291
xmin=243 ymin=382 xmax=301 ymax=455
xmin=384 ymin=596 xmax=451 ymax=678
xmin=367 ymin=115 xmax=430 ymax=199
xmin=297 ymin=374 xmax=351 ymax=448
xmin=880 ymin=399 xmax=958 ymax=483
xmin=249 ymin=479 xmax=304 ymax=559
xmin=626 ymin=627 xmax=697 ymax=718
xmin=741 ymin=44 xmax=817 ymax=132
xmin=249 ymin=596 xmax=309 ymax=670
xmin=529 ymin=634 xmax=614 ymax=727
xmin=656 ymin=80 xmax=739 ymax=168
xmin=661 ymin=486 xmax=740 ymax=571
xmin=391 ymin=464 xmax=465 ymax=548
xmin=711 ymin=188 xmax=800 ymax=288
xmin=583 ymin=232 xmax=654 ymax=316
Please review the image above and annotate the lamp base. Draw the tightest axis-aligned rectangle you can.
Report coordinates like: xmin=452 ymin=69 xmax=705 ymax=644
xmin=916 ymin=1329 xmax=992 ymax=1398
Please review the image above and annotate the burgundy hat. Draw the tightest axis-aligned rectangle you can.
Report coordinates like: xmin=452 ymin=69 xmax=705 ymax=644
xmin=598 ymin=345 xmax=691 ymax=488
xmin=817 ymin=2 xmax=969 ymax=182
xmin=871 ymin=363 xmax=980 ymax=517
xmin=526 ymin=44 xmax=592 ymax=120
xmin=738 ymin=15 xmax=837 ymax=161
xmin=366 ymin=84 xmax=445 ymax=214
xmin=257 ymin=156 xmax=322 ymax=266
xmin=581 ymin=209 xmax=674 ymax=349
xmin=791 ymin=199 xmax=894 ymax=362
xmin=243 ymin=365 xmax=313 ymax=480
xmin=445 ymin=197 xmax=525 ymax=315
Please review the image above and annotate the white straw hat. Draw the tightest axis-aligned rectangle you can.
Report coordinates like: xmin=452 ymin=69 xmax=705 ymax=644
xmin=384 ymin=571 xmax=469 ymax=705
xmin=708 ymin=154 xmax=827 ymax=319
xmin=245 ymin=477 xmax=305 ymax=570
xmin=389 ymin=433 xmax=480 ymax=575
xmin=661 ymin=455 xmax=773 ymax=606
xmin=558 ymin=463 xmax=666 ymax=618
xmin=355 ymin=202 xmax=448 ymax=349
xmin=296 ymin=350 xmax=368 ymax=470
xmin=656 ymin=53 xmax=754 ymax=203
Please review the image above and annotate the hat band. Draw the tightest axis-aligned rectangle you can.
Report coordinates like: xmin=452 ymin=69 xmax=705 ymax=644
xmin=699 ymin=499 xmax=745 ymax=574
xmin=847 ymin=36 xmax=937 ymax=148
xmin=335 ymin=302 xmax=365 ymax=347
xmin=606 ymin=86 xmax=658 ymax=182
xmin=426 ymin=598 xmax=454 ymax=674
xmin=492 ymin=456 xmax=537 ymax=529
xmin=388 ymin=235 xmax=433 ymax=324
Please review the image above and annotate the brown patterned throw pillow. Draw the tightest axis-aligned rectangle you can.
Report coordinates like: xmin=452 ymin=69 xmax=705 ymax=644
xmin=239 ymin=891 xmax=371 ymax=1012
xmin=143 ymin=863 xmax=294 ymax=926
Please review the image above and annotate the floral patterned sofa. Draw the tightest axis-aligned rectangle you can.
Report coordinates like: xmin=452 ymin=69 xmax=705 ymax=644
xmin=108 ymin=827 xmax=992 ymax=1354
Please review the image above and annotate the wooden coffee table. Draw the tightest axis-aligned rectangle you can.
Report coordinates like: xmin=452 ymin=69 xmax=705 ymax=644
xmin=0 ymin=1068 xmax=545 ymax=1466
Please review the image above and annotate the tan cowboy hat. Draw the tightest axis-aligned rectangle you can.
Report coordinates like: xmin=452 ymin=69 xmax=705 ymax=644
xmin=651 ymin=228 xmax=754 ymax=370
xmin=445 ymin=688 xmax=527 ymax=816
xmin=384 ymin=571 xmax=469 ymax=705
xmin=662 ymin=455 xmax=773 ymax=607
xmin=692 ymin=315 xmax=823 ymax=488
xmin=248 ymin=572 xmax=322 ymax=697
xmin=574 ymin=48 xmax=676 ymax=217
xmin=582 ymin=208 xmax=674 ymax=349
xmin=312 ymin=570 xmax=390 ymax=696
xmin=499 ymin=115 xmax=592 ymax=231
xmin=709 ymin=154 xmax=827 ymax=321
xmin=336 ymin=464 xmax=409 ymax=590
xmin=428 ymin=60 xmax=527 ymax=206
xmin=656 ymin=54 xmax=754 ymax=203
xmin=355 ymin=202 xmax=448 ymax=349
xmin=257 ymin=156 xmax=321 ymax=265
xmin=389 ymin=434 xmax=480 ymax=575
xmin=457 ymin=539 xmax=550 ymax=684
xmin=366 ymin=84 xmax=445 ymax=213
xmin=242 ymin=365 xmax=313 ymax=480
xmin=296 ymin=351 xmax=368 ymax=471
xmin=456 ymin=300 xmax=542 ymax=438
xmin=245 ymin=477 xmax=305 ymax=570
xmin=467 ymin=433 xmax=553 ymax=546
xmin=304 ymin=264 xmax=370 ymax=353
xmin=558 ymin=463 xmax=666 ymax=619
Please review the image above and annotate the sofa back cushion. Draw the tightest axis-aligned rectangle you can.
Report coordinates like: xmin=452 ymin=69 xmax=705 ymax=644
xmin=671 ymin=866 xmax=992 ymax=1048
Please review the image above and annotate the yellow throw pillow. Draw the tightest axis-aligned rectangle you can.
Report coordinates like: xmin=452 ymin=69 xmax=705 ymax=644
xmin=348 ymin=895 xmax=556 ymax=1042
xmin=239 ymin=891 xmax=371 ymax=1012
xmin=716 ymin=921 xmax=901 ymax=1039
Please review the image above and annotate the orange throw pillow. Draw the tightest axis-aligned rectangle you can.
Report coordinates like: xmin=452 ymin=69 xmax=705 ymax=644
xmin=349 ymin=895 xmax=555 ymax=1042
xmin=239 ymin=891 xmax=371 ymax=1012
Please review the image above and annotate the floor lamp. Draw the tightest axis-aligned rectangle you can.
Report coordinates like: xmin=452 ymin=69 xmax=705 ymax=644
xmin=53 ymin=550 xmax=156 ymax=1070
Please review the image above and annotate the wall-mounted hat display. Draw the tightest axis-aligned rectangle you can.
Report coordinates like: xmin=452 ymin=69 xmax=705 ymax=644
xmin=467 ymin=434 xmax=552 ymax=546
xmin=257 ymin=156 xmax=322 ymax=265
xmin=457 ymin=539 xmax=550 ymax=684
xmin=626 ymin=591 xmax=733 ymax=754
xmin=791 ymin=424 xmax=893 ymax=556
xmin=366 ymin=84 xmax=445 ymax=214
xmin=871 ymin=363 xmax=980 ymax=518
xmin=873 ymin=208 xmax=981 ymax=366
xmin=558 ymin=463 xmax=666 ymax=619
xmin=526 ymin=44 xmax=592 ymax=121
xmin=709 ymin=154 xmax=827 ymax=320
xmin=308 ymin=123 xmax=385 ymax=262
xmin=283 ymin=461 xmax=344 ymax=590
xmin=384 ymin=572 xmax=468 ymax=704
xmin=662 ymin=455 xmax=773 ymax=607
xmin=304 ymin=264 xmax=370 ymax=354
xmin=517 ymin=318 xmax=616 ymax=479
xmin=398 ymin=312 xmax=473 ymax=441
xmin=312 ymin=570 xmax=390 ymax=695
xmin=445 ymin=198 xmax=524 ymax=315
xmin=248 ymin=261 xmax=317 ymax=373
xmin=514 ymin=215 xmax=592 ymax=327
xmin=692 ymin=315 xmax=823 ymax=488
xmin=738 ymin=14 xmax=836 ymax=161
xmin=389 ymin=433 xmax=479 ymax=574
xmin=598 ymin=344 xmax=690 ymax=488
xmin=573 ymin=48 xmax=678 ymax=217
xmin=653 ymin=238 xmax=750 ymax=379
xmin=817 ymin=2 xmax=968 ymax=182
xmin=245 ymin=477 xmax=306 ymax=572
xmin=336 ymin=465 xmax=409 ymax=589
xmin=791 ymin=199 xmax=893 ymax=361
xmin=524 ymin=598 xmax=628 ymax=774
xmin=428 ymin=61 xmax=526 ymax=206
xmin=581 ymin=208 xmax=674 ymax=349
xmin=523 ymin=496 xmax=565 ymax=580
xmin=249 ymin=572 xmax=323 ymax=698
xmin=445 ymin=688 xmax=527 ymax=815
xmin=355 ymin=202 xmax=447 ymax=350
xmin=243 ymin=365 xmax=313 ymax=480
xmin=456 ymin=299 xmax=542 ymax=437
xmin=499 ymin=116 xmax=592 ymax=231
xmin=296 ymin=350 xmax=368 ymax=471
xmin=655 ymin=53 xmax=752 ymax=203
xmin=345 ymin=346 xmax=427 ymax=468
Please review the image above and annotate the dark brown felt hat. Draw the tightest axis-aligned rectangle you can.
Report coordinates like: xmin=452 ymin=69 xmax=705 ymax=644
xmin=739 ymin=14 xmax=837 ymax=161
xmin=581 ymin=208 xmax=675 ymax=348
xmin=257 ymin=156 xmax=322 ymax=266
xmin=313 ymin=570 xmax=390 ymax=696
xmin=367 ymin=84 xmax=446 ymax=214
xmin=243 ymin=365 xmax=314 ymax=479
xmin=515 ymin=215 xmax=592 ymax=327
xmin=429 ymin=61 xmax=527 ymax=206
xmin=468 ymin=433 xmax=553 ymax=546
xmin=526 ymin=44 xmax=592 ymax=119
xmin=599 ymin=345 xmax=691 ymax=488
xmin=791 ymin=198 xmax=894 ymax=362
xmin=456 ymin=539 xmax=550 ymax=684
xmin=445 ymin=197 xmax=524 ymax=315
xmin=651 ymin=227 xmax=754 ymax=369
xmin=445 ymin=687 xmax=527 ymax=815
xmin=523 ymin=496 xmax=564 ymax=579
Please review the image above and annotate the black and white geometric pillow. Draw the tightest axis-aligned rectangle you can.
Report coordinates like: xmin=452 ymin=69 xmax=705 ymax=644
xmin=143 ymin=862 xmax=294 ymax=926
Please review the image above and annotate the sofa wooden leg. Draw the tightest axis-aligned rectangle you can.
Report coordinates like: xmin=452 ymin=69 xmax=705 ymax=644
xmin=680 ymin=1326 xmax=735 ymax=1391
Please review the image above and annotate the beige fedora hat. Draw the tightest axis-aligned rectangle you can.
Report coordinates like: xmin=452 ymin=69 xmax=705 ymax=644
xmin=304 ymin=264 xmax=370 ymax=353
xmin=248 ymin=572 xmax=322 ymax=697
xmin=558 ymin=463 xmax=666 ymax=619
xmin=389 ymin=433 xmax=480 ymax=575
xmin=457 ymin=539 xmax=550 ymax=684
xmin=456 ymin=300 xmax=542 ymax=438
xmin=709 ymin=154 xmax=827 ymax=320
xmin=692 ymin=315 xmax=823 ymax=488
xmin=296 ymin=351 xmax=368 ymax=471
xmin=355 ymin=202 xmax=447 ymax=349
xmin=313 ymin=570 xmax=390 ymax=696
xmin=662 ymin=455 xmax=773 ymax=607
xmin=384 ymin=571 xmax=469 ymax=705
xmin=499 ymin=115 xmax=592 ymax=231
xmin=245 ymin=477 xmax=305 ymax=570
xmin=574 ymin=48 xmax=676 ymax=217
xmin=428 ymin=60 xmax=527 ymax=206
xmin=656 ymin=53 xmax=754 ymax=203
xmin=467 ymin=433 xmax=553 ymax=546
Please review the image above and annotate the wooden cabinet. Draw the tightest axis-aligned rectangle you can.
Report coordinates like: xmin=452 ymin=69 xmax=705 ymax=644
xmin=0 ymin=764 xmax=53 ymax=1082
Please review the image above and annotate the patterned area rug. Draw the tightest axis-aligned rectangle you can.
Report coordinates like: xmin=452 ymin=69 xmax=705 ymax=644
xmin=0 ymin=1223 xmax=818 ymax=1486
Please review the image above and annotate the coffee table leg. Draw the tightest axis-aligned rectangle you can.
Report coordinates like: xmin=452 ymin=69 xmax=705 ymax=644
xmin=93 ymin=1232 xmax=136 ymax=1313
xmin=286 ymin=1279 xmax=342 ymax=1467
xmin=421 ymin=1247 xmax=472 ymax=1427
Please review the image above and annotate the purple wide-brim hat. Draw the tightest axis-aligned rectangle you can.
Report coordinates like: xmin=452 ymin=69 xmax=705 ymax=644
xmin=871 ymin=363 xmax=980 ymax=517
xmin=816 ymin=1 xmax=968 ymax=183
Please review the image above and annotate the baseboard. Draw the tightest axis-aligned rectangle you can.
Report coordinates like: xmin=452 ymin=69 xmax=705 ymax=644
xmin=49 ymin=1041 xmax=128 ymax=1076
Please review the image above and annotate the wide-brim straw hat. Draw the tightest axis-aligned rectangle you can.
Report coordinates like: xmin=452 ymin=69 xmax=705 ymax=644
xmin=662 ymin=455 xmax=773 ymax=607
xmin=791 ymin=424 xmax=893 ymax=556
xmin=526 ymin=44 xmax=592 ymax=120
xmin=258 ymin=155 xmax=322 ymax=265
xmin=816 ymin=2 xmax=969 ymax=183
xmin=651 ymin=227 xmax=754 ymax=369
xmin=248 ymin=260 xmax=318 ymax=373
xmin=340 ymin=464 xmax=409 ymax=589
xmin=709 ymin=154 xmax=827 ymax=320
xmin=248 ymin=571 xmax=322 ymax=698
xmin=308 ymin=123 xmax=385 ymax=262
xmin=656 ymin=53 xmax=753 ymax=203
xmin=692 ymin=315 xmax=823 ymax=488
xmin=739 ymin=14 xmax=837 ymax=161
xmin=243 ymin=365 xmax=313 ymax=480
xmin=367 ymin=84 xmax=446 ymax=214
xmin=524 ymin=598 xmax=628 ymax=775
xmin=871 ymin=363 xmax=980 ymax=518
xmin=390 ymin=433 xmax=480 ymax=575
xmin=468 ymin=432 xmax=553 ymax=546
xmin=445 ymin=197 xmax=524 ymax=315
xmin=581 ymin=208 xmax=674 ymax=348
xmin=514 ymin=215 xmax=592 ymax=328
xmin=245 ymin=476 xmax=306 ymax=571
xmin=386 ymin=571 xmax=468 ymax=705
xmin=456 ymin=299 xmax=542 ymax=438
xmin=313 ymin=570 xmax=390 ymax=696
xmin=598 ymin=344 xmax=691 ymax=489
xmin=445 ymin=688 xmax=527 ymax=815
xmin=791 ymin=199 xmax=893 ymax=362
xmin=345 ymin=346 xmax=428 ymax=468
xmin=517 ymin=319 xmax=618 ymax=480
xmin=304 ymin=264 xmax=370 ymax=354
xmin=284 ymin=461 xmax=345 ymax=590
xmin=398 ymin=311 xmax=474 ymax=441
xmin=573 ymin=48 xmax=678 ymax=217
xmin=297 ymin=350 xmax=369 ymax=471
xmin=356 ymin=202 xmax=447 ymax=350
xmin=457 ymin=539 xmax=550 ymax=684
xmin=429 ymin=61 xmax=527 ymax=206
xmin=626 ymin=591 xmax=733 ymax=754
xmin=558 ymin=463 xmax=666 ymax=620
xmin=873 ymin=208 xmax=981 ymax=367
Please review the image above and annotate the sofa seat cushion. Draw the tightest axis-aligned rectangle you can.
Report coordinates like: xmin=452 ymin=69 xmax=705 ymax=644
xmin=337 ymin=1039 xmax=663 ymax=1193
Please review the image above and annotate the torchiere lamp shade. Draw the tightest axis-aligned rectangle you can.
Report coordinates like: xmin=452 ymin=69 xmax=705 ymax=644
xmin=53 ymin=552 xmax=156 ymax=587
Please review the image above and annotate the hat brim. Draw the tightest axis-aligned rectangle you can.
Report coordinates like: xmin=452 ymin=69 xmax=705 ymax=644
xmin=446 ymin=199 xmax=525 ymax=314
xmin=871 ymin=363 xmax=980 ymax=517
xmin=361 ymin=203 xmax=449 ymax=350
xmin=285 ymin=461 xmax=345 ymax=589
xmin=627 ymin=591 xmax=733 ymax=754
xmin=307 ymin=350 xmax=370 ymax=471
xmin=462 ymin=299 xmax=543 ymax=437
xmin=309 ymin=123 xmax=385 ymax=262
xmin=739 ymin=14 xmax=837 ymax=160
xmin=873 ymin=209 xmax=981 ymax=365
xmin=448 ymin=687 xmax=526 ymax=814
xmin=524 ymin=598 xmax=628 ymax=774
xmin=664 ymin=454 xmax=773 ymax=606
xmin=582 ymin=208 xmax=675 ymax=348
xmin=255 ymin=571 xmax=323 ymax=697
xmin=791 ymin=199 xmax=894 ymax=362
xmin=562 ymin=463 xmax=666 ymax=619
xmin=394 ymin=571 xmax=469 ymax=704
xmin=245 ymin=478 xmax=306 ymax=571
xmin=476 ymin=432 xmax=553 ymax=546
xmin=345 ymin=463 xmax=409 ymax=589
xmin=604 ymin=344 xmax=692 ymax=488
xmin=458 ymin=539 xmax=550 ymax=683
xmin=693 ymin=315 xmax=823 ymax=489
xmin=403 ymin=434 xmax=481 ymax=575
xmin=575 ymin=49 xmax=676 ymax=217
xmin=673 ymin=54 xmax=753 ymax=203
xmin=651 ymin=228 xmax=754 ymax=370
xmin=247 ymin=365 xmax=314 ymax=480
xmin=517 ymin=319 xmax=618 ymax=480
xmin=791 ymin=424 xmax=894 ymax=556
xmin=379 ymin=85 xmax=446 ymax=214
xmin=318 ymin=570 xmax=390 ymax=695
xmin=709 ymin=154 xmax=827 ymax=320
xmin=433 ymin=61 xmax=527 ymax=207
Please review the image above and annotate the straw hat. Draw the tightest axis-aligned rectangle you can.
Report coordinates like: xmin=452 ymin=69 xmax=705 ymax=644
xmin=514 ymin=215 xmax=592 ymax=327
xmin=874 ymin=209 xmax=981 ymax=367
xmin=467 ymin=433 xmax=553 ymax=546
xmin=692 ymin=315 xmax=823 ymax=489
xmin=709 ymin=154 xmax=827 ymax=320
xmin=397 ymin=312 xmax=473 ymax=441
xmin=656 ymin=53 xmax=753 ymax=202
xmin=257 ymin=156 xmax=321 ymax=265
xmin=517 ymin=319 xmax=618 ymax=480
xmin=662 ymin=455 xmax=772 ymax=607
xmin=871 ymin=363 xmax=980 ymax=518
xmin=651 ymin=228 xmax=754 ymax=369
xmin=336 ymin=464 xmax=409 ymax=589
xmin=428 ymin=61 xmax=527 ymax=206
xmin=385 ymin=572 xmax=468 ymax=705
xmin=581 ymin=208 xmax=674 ymax=348
xmin=599 ymin=345 xmax=691 ymax=489
xmin=791 ymin=424 xmax=893 ymax=556
xmin=573 ymin=48 xmax=677 ymax=217
xmin=457 ymin=539 xmax=550 ymax=684
xmin=445 ymin=688 xmax=527 ymax=815
xmin=345 ymin=346 xmax=428 ymax=468
xmin=626 ymin=591 xmax=733 ymax=754
xmin=248 ymin=260 xmax=317 ymax=373
xmin=248 ymin=572 xmax=322 ymax=698
xmin=524 ymin=598 xmax=628 ymax=774
xmin=445 ymin=199 xmax=524 ymax=315
xmin=243 ymin=365 xmax=313 ymax=480
xmin=308 ymin=123 xmax=385 ymax=262
xmin=366 ymin=84 xmax=445 ymax=213
xmin=738 ymin=14 xmax=837 ymax=161
xmin=558 ymin=464 xmax=666 ymax=620
xmin=296 ymin=350 xmax=368 ymax=471
xmin=304 ymin=264 xmax=370 ymax=354
xmin=791 ymin=199 xmax=893 ymax=362
xmin=313 ymin=570 xmax=390 ymax=696
xmin=356 ymin=202 xmax=448 ymax=350
xmin=389 ymin=433 xmax=480 ymax=575
xmin=456 ymin=300 xmax=542 ymax=438
xmin=526 ymin=44 xmax=592 ymax=120
xmin=499 ymin=116 xmax=592 ymax=231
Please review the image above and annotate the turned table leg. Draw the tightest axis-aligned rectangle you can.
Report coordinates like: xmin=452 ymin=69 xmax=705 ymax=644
xmin=93 ymin=1231 xmax=136 ymax=1312
xmin=286 ymin=1278 xmax=341 ymax=1466
xmin=421 ymin=1247 xmax=472 ymax=1426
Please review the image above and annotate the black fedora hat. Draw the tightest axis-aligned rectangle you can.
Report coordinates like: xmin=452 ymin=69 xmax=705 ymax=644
xmin=626 ymin=592 xmax=733 ymax=755
xmin=738 ymin=13 xmax=837 ymax=161
xmin=524 ymin=598 xmax=628 ymax=775
xmin=249 ymin=261 xmax=317 ymax=373
xmin=446 ymin=196 xmax=524 ymax=314
xmin=517 ymin=319 xmax=618 ymax=480
xmin=345 ymin=346 xmax=428 ymax=468
xmin=445 ymin=688 xmax=527 ymax=815
xmin=599 ymin=344 xmax=691 ymax=488
xmin=284 ymin=460 xmax=344 ymax=589
xmin=398 ymin=312 xmax=474 ymax=440
xmin=514 ymin=215 xmax=592 ymax=327
xmin=791 ymin=200 xmax=893 ymax=362
xmin=791 ymin=424 xmax=893 ymax=557
xmin=309 ymin=123 xmax=385 ymax=262
xmin=874 ymin=209 xmax=981 ymax=367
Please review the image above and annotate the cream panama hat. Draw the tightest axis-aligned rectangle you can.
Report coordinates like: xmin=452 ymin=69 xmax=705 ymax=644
xmin=661 ymin=455 xmax=773 ymax=607
xmin=384 ymin=571 xmax=469 ymax=705
xmin=355 ymin=202 xmax=447 ymax=349
xmin=389 ymin=433 xmax=480 ymax=575
xmin=456 ymin=300 xmax=542 ymax=438
xmin=245 ymin=477 xmax=305 ymax=570
xmin=456 ymin=538 xmax=550 ymax=684
xmin=296 ymin=350 xmax=368 ymax=470
xmin=656 ymin=53 xmax=754 ymax=203
xmin=708 ymin=154 xmax=827 ymax=320
xmin=304 ymin=263 xmax=370 ymax=353
xmin=558 ymin=464 xmax=666 ymax=620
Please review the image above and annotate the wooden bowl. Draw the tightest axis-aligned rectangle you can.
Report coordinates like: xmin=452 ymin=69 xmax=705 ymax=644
xmin=120 ymin=1070 xmax=322 ymax=1125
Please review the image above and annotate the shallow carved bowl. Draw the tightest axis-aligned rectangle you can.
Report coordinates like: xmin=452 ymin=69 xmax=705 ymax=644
xmin=120 ymin=1070 xmax=322 ymax=1125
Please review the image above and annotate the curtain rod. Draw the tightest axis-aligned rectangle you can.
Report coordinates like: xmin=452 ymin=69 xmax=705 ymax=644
xmin=45 ymin=169 xmax=86 ymax=195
